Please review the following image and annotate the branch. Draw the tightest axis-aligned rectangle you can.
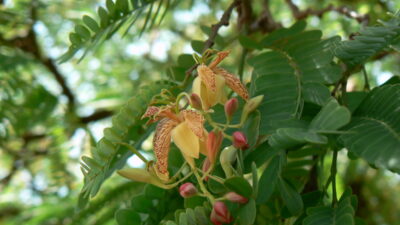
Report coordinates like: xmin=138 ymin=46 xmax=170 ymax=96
xmin=249 ymin=0 xmax=282 ymax=33
xmin=79 ymin=110 xmax=114 ymax=124
xmin=185 ymin=0 xmax=241 ymax=77
xmin=285 ymin=0 xmax=369 ymax=25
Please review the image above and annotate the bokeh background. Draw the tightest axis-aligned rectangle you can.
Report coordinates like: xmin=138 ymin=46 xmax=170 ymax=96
xmin=0 ymin=0 xmax=399 ymax=224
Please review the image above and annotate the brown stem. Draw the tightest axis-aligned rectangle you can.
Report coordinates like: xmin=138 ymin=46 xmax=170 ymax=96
xmin=285 ymin=0 xmax=369 ymax=25
xmin=185 ymin=0 xmax=241 ymax=77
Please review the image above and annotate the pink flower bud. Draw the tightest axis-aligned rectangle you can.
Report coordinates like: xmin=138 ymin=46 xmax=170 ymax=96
xmin=207 ymin=131 xmax=223 ymax=163
xmin=224 ymin=98 xmax=238 ymax=121
xmin=190 ymin=93 xmax=203 ymax=110
xmin=225 ymin=192 xmax=248 ymax=204
xmin=179 ymin=182 xmax=197 ymax=198
xmin=210 ymin=201 xmax=233 ymax=224
xmin=202 ymin=159 xmax=211 ymax=182
xmin=233 ymin=131 xmax=249 ymax=150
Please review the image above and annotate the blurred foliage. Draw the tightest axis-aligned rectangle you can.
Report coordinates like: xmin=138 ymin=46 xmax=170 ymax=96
xmin=0 ymin=0 xmax=399 ymax=225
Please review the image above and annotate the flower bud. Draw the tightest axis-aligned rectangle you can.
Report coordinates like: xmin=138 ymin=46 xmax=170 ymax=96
xmin=233 ymin=131 xmax=249 ymax=150
xmin=220 ymin=146 xmax=237 ymax=177
xmin=179 ymin=182 xmax=197 ymax=198
xmin=190 ymin=93 xmax=203 ymax=110
xmin=241 ymin=95 xmax=264 ymax=123
xmin=224 ymin=98 xmax=238 ymax=121
xmin=210 ymin=201 xmax=233 ymax=224
xmin=225 ymin=192 xmax=248 ymax=204
xmin=207 ymin=131 xmax=223 ymax=163
xmin=202 ymin=158 xmax=211 ymax=182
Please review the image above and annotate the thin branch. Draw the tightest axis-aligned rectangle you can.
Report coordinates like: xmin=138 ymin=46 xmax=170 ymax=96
xmin=185 ymin=0 xmax=241 ymax=77
xmin=249 ymin=0 xmax=282 ymax=33
xmin=79 ymin=110 xmax=114 ymax=124
xmin=285 ymin=1 xmax=369 ymax=25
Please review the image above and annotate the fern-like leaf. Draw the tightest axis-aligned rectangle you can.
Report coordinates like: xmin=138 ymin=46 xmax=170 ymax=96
xmin=59 ymin=0 xmax=174 ymax=62
xmin=332 ymin=11 xmax=400 ymax=67
xmin=248 ymin=21 xmax=341 ymax=134
xmin=340 ymin=84 xmax=400 ymax=173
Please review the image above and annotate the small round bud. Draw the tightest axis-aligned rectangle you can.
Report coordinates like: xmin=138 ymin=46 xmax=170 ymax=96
xmin=232 ymin=131 xmax=249 ymax=150
xmin=179 ymin=182 xmax=197 ymax=198
xmin=225 ymin=192 xmax=248 ymax=204
xmin=210 ymin=201 xmax=233 ymax=224
xmin=224 ymin=98 xmax=238 ymax=121
xmin=190 ymin=93 xmax=203 ymax=110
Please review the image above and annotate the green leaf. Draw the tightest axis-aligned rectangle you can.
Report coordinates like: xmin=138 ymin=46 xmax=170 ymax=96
xmin=340 ymin=84 xmax=400 ymax=173
xmin=257 ymin=155 xmax=281 ymax=203
xmin=332 ymin=13 xmax=400 ymax=66
xmin=237 ymin=199 xmax=256 ymax=225
xmin=243 ymin=110 xmax=260 ymax=148
xmin=248 ymin=24 xmax=341 ymax=134
xmin=269 ymin=128 xmax=328 ymax=149
xmin=238 ymin=35 xmax=262 ymax=50
xmin=302 ymin=82 xmax=330 ymax=106
xmin=309 ymin=98 xmax=351 ymax=130
xmin=224 ymin=177 xmax=253 ymax=198
xmin=277 ymin=177 xmax=303 ymax=216
xmin=131 ymin=194 xmax=153 ymax=213
xmin=98 ymin=7 xmax=109 ymax=28
xmin=303 ymin=191 xmax=356 ymax=225
xmin=59 ymin=0 xmax=168 ymax=62
xmin=115 ymin=209 xmax=141 ymax=225
xmin=83 ymin=15 xmax=100 ymax=32
xmin=191 ymin=40 xmax=205 ymax=54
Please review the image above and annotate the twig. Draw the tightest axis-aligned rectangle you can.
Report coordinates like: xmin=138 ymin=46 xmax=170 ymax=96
xmin=285 ymin=0 xmax=369 ymax=25
xmin=361 ymin=66 xmax=370 ymax=91
xmin=185 ymin=0 xmax=241 ymax=77
xmin=79 ymin=110 xmax=113 ymax=124
xmin=331 ymin=149 xmax=338 ymax=206
xmin=250 ymin=0 xmax=282 ymax=33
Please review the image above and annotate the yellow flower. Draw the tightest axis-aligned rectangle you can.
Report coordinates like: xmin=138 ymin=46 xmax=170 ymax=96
xmin=192 ymin=51 xmax=249 ymax=110
xmin=142 ymin=107 xmax=208 ymax=181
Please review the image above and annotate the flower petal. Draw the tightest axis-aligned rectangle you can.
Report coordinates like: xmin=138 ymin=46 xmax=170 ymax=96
xmin=142 ymin=106 xmax=160 ymax=119
xmin=209 ymin=51 xmax=230 ymax=69
xmin=197 ymin=64 xmax=216 ymax=93
xmin=213 ymin=67 xmax=249 ymax=100
xmin=172 ymin=121 xmax=200 ymax=159
xmin=117 ymin=168 xmax=173 ymax=189
xmin=181 ymin=110 xmax=205 ymax=139
xmin=153 ymin=118 xmax=178 ymax=180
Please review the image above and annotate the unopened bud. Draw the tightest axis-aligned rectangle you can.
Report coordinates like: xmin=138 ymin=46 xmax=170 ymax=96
xmin=210 ymin=201 xmax=233 ymax=225
xmin=224 ymin=98 xmax=238 ymax=121
xmin=207 ymin=131 xmax=223 ymax=163
xmin=179 ymin=182 xmax=197 ymax=198
xmin=220 ymin=146 xmax=237 ymax=177
xmin=202 ymin=159 xmax=211 ymax=182
xmin=190 ymin=93 xmax=203 ymax=110
xmin=241 ymin=95 xmax=264 ymax=123
xmin=233 ymin=131 xmax=249 ymax=150
xmin=225 ymin=192 xmax=248 ymax=204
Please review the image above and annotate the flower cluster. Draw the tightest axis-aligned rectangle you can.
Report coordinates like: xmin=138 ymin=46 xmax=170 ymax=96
xmin=118 ymin=50 xmax=263 ymax=224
